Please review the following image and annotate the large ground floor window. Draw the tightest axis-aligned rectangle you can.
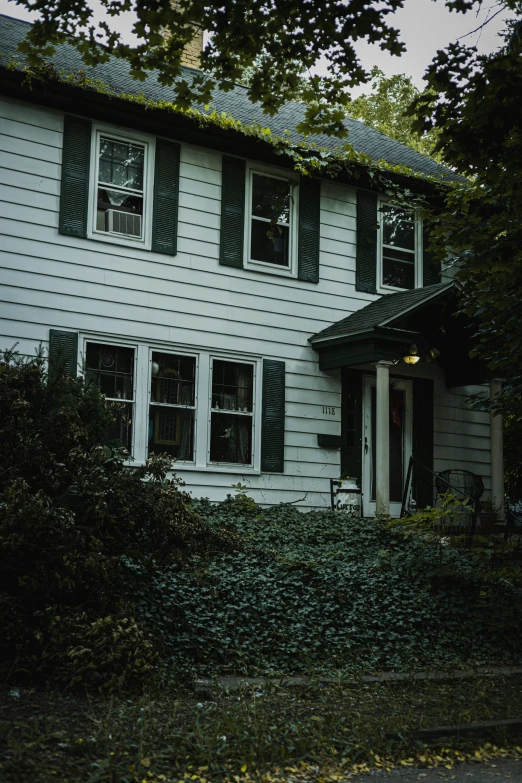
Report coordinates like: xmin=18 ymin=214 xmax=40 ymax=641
xmin=81 ymin=336 xmax=261 ymax=472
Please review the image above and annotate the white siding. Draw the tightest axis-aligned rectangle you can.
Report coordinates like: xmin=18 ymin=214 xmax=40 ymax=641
xmin=0 ymin=97 xmax=493 ymax=508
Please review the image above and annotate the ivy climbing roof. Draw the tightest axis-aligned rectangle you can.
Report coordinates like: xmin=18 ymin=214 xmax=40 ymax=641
xmin=0 ymin=13 xmax=454 ymax=181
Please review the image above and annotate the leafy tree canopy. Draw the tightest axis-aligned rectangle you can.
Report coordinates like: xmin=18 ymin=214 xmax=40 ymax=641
xmin=10 ymin=0 xmax=520 ymax=136
xmin=412 ymin=18 xmax=522 ymax=419
xmin=346 ymin=66 xmax=442 ymax=160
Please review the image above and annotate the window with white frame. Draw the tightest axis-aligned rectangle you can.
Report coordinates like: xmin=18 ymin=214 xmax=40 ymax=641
xmin=380 ymin=204 xmax=421 ymax=290
xmin=209 ymin=359 xmax=255 ymax=465
xmin=149 ymin=352 xmax=196 ymax=462
xmin=85 ymin=342 xmax=135 ymax=452
xmin=246 ymin=166 xmax=297 ymax=272
xmin=81 ymin=338 xmax=259 ymax=470
xmin=94 ymin=132 xmax=148 ymax=242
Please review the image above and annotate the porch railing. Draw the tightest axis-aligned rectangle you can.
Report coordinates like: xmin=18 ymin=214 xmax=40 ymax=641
xmin=400 ymin=456 xmax=481 ymax=539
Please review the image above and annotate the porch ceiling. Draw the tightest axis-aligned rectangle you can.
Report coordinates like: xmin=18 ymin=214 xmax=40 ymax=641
xmin=309 ymin=282 xmax=486 ymax=386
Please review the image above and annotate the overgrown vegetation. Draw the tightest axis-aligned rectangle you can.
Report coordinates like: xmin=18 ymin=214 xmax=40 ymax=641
xmin=0 ymin=349 xmax=237 ymax=690
xmin=2 ymin=350 xmax=522 ymax=692
xmin=2 ymin=675 xmax=522 ymax=783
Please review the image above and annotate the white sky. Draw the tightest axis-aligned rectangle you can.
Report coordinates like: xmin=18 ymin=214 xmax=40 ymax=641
xmin=0 ymin=0 xmax=514 ymax=91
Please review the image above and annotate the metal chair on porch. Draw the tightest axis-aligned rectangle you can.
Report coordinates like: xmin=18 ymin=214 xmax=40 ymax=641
xmin=434 ymin=469 xmax=484 ymax=534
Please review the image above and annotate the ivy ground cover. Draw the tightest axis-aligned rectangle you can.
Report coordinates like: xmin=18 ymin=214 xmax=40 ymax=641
xmin=130 ymin=500 xmax=522 ymax=677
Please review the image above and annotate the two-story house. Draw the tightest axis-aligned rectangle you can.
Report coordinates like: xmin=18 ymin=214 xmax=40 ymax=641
xmin=0 ymin=13 xmax=505 ymax=517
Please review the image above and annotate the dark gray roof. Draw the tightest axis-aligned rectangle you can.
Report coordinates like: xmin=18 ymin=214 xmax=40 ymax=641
xmin=0 ymin=13 xmax=454 ymax=181
xmin=310 ymin=282 xmax=454 ymax=344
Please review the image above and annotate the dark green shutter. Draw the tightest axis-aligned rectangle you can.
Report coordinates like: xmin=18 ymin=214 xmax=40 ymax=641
xmin=220 ymin=156 xmax=246 ymax=268
xmin=59 ymin=116 xmax=91 ymax=238
xmin=412 ymin=378 xmax=434 ymax=508
xmin=152 ymin=139 xmax=180 ymax=255
xmin=49 ymin=329 xmax=78 ymax=378
xmin=422 ymin=221 xmax=441 ymax=286
xmin=356 ymin=190 xmax=378 ymax=294
xmin=341 ymin=369 xmax=363 ymax=484
xmin=261 ymin=359 xmax=285 ymax=472
xmin=298 ymin=177 xmax=320 ymax=283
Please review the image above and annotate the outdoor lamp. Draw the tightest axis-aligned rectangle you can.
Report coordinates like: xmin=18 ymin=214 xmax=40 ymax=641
xmin=403 ymin=344 xmax=420 ymax=365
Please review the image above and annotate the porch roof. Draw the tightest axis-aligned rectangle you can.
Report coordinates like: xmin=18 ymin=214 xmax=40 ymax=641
xmin=310 ymin=282 xmax=454 ymax=347
xmin=309 ymin=281 xmax=485 ymax=386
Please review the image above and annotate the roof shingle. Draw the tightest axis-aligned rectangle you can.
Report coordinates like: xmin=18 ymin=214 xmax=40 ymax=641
xmin=0 ymin=13 xmax=454 ymax=181
xmin=310 ymin=282 xmax=454 ymax=344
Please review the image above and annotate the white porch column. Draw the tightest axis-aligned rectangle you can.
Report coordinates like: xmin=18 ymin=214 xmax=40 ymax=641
xmin=375 ymin=361 xmax=392 ymax=516
xmin=489 ymin=379 xmax=505 ymax=521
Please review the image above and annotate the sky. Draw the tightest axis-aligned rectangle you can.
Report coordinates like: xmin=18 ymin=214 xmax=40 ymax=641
xmin=0 ymin=0 xmax=515 ymax=91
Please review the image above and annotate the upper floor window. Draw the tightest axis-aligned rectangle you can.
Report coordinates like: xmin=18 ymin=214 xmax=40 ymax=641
xmin=244 ymin=164 xmax=298 ymax=277
xmin=96 ymin=136 xmax=146 ymax=241
xmin=379 ymin=203 xmax=422 ymax=291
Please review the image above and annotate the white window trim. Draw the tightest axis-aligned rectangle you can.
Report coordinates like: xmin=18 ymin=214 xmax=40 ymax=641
xmin=207 ymin=355 xmax=261 ymax=471
xmin=244 ymin=161 xmax=299 ymax=279
xmin=377 ymin=198 xmax=423 ymax=295
xmin=78 ymin=335 xmax=141 ymax=461
xmin=147 ymin=347 xmax=199 ymax=466
xmin=87 ymin=123 xmax=155 ymax=251
xmin=78 ymin=334 xmax=262 ymax=474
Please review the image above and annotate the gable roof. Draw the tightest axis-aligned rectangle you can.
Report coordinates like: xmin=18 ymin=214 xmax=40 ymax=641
xmin=0 ymin=13 xmax=453 ymax=182
xmin=310 ymin=281 xmax=455 ymax=345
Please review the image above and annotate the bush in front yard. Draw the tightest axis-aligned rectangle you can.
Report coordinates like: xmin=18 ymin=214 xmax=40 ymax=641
xmin=0 ymin=348 xmax=237 ymax=689
xmin=128 ymin=499 xmax=522 ymax=675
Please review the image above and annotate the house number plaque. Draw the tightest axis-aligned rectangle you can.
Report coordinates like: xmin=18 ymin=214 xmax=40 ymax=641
xmin=322 ymin=406 xmax=336 ymax=415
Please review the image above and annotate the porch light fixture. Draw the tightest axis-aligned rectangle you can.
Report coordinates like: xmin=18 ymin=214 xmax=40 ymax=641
xmin=403 ymin=344 xmax=420 ymax=365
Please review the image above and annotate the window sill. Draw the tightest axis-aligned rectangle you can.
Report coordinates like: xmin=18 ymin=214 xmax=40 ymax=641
xmin=244 ymin=260 xmax=297 ymax=279
xmin=87 ymin=230 xmax=151 ymax=252
xmin=377 ymin=282 xmax=419 ymax=296
xmin=126 ymin=461 xmax=261 ymax=476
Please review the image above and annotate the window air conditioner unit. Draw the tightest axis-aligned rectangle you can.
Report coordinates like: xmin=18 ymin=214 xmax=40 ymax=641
xmin=106 ymin=209 xmax=142 ymax=238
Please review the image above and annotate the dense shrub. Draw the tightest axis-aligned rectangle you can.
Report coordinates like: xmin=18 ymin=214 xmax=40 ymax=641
xmin=0 ymin=349 xmax=237 ymax=688
xmin=128 ymin=500 xmax=522 ymax=675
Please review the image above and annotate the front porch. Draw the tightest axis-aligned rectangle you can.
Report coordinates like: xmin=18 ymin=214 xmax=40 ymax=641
xmin=310 ymin=282 xmax=505 ymax=520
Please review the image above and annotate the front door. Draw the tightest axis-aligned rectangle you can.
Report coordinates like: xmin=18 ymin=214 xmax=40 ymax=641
xmin=362 ymin=376 xmax=412 ymax=517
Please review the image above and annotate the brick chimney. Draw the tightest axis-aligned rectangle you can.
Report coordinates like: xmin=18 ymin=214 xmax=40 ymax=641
xmin=170 ymin=1 xmax=203 ymax=69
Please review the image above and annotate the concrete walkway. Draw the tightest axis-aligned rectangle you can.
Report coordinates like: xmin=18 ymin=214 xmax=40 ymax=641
xmin=195 ymin=666 xmax=522 ymax=690
xmin=354 ymin=758 xmax=522 ymax=781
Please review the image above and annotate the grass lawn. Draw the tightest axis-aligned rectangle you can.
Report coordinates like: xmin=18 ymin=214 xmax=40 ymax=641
xmin=2 ymin=674 xmax=522 ymax=783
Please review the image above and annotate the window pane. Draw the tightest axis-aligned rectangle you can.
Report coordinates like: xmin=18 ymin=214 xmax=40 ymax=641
xmin=85 ymin=343 xmax=134 ymax=401
xmin=148 ymin=406 xmax=194 ymax=461
xmin=251 ymin=220 xmax=289 ymax=267
xmin=105 ymin=401 xmax=133 ymax=452
xmin=382 ymin=206 xmax=415 ymax=250
xmin=212 ymin=360 xmax=253 ymax=412
xmin=210 ymin=412 xmax=252 ymax=464
xmin=99 ymin=137 xmax=144 ymax=191
xmin=383 ymin=252 xmax=415 ymax=289
xmin=151 ymin=352 xmax=196 ymax=406
xmin=251 ymin=173 xmax=290 ymax=223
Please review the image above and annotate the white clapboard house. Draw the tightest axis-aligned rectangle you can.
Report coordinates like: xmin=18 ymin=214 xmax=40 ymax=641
xmin=0 ymin=14 xmax=505 ymax=516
